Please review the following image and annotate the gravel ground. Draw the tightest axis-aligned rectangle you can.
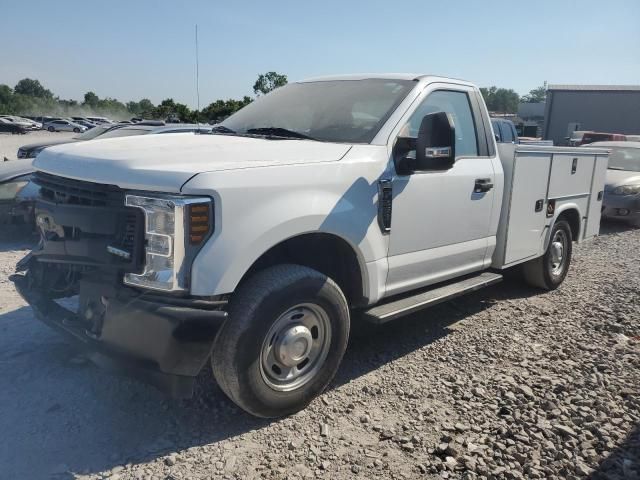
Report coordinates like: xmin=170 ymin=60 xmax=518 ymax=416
xmin=0 ymin=223 xmax=638 ymax=480
xmin=0 ymin=130 xmax=75 ymax=161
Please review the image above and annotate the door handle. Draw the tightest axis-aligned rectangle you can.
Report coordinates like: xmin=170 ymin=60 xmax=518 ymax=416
xmin=474 ymin=178 xmax=493 ymax=193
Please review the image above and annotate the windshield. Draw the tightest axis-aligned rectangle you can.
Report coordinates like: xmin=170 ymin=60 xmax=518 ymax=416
xmin=220 ymin=79 xmax=415 ymax=143
xmin=73 ymin=125 xmax=112 ymax=140
xmin=608 ymin=147 xmax=640 ymax=172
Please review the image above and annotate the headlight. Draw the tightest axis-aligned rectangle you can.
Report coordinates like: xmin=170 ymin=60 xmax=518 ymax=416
xmin=0 ymin=179 xmax=30 ymax=200
xmin=124 ymin=194 xmax=212 ymax=292
xmin=612 ymin=185 xmax=640 ymax=195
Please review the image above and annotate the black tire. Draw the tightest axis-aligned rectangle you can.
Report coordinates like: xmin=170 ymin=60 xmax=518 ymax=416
xmin=522 ymin=219 xmax=573 ymax=290
xmin=47 ymin=126 xmax=55 ymax=132
xmin=73 ymin=127 xmax=80 ymax=133
xmin=212 ymin=264 xmax=350 ymax=418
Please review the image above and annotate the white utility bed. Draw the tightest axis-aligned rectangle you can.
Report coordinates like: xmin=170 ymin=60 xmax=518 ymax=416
xmin=493 ymin=145 xmax=609 ymax=269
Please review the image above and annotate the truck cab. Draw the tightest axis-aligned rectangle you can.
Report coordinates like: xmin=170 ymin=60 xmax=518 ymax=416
xmin=12 ymin=75 xmax=608 ymax=417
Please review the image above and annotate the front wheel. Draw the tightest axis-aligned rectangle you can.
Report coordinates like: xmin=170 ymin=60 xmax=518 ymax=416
xmin=47 ymin=126 xmax=55 ymax=132
xmin=522 ymin=219 xmax=573 ymax=290
xmin=211 ymin=264 xmax=350 ymax=418
xmin=73 ymin=127 xmax=80 ymax=133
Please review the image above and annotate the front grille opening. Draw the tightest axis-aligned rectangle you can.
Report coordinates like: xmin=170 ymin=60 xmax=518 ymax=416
xmin=33 ymin=172 xmax=145 ymax=271
xmin=34 ymin=172 xmax=124 ymax=207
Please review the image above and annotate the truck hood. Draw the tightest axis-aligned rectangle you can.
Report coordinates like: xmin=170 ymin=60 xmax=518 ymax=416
xmin=34 ymin=133 xmax=352 ymax=192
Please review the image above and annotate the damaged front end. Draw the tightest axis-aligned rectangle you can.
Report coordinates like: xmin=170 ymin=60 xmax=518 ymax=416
xmin=11 ymin=172 xmax=226 ymax=397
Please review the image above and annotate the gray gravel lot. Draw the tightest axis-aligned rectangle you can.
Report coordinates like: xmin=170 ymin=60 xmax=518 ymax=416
xmin=0 ymin=131 xmax=75 ymax=161
xmin=0 ymin=223 xmax=638 ymax=480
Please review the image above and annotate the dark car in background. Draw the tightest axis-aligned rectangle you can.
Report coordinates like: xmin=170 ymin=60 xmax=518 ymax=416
xmin=491 ymin=118 xmax=519 ymax=144
xmin=0 ymin=118 xmax=29 ymax=134
xmin=0 ymin=160 xmax=38 ymax=226
xmin=584 ymin=141 xmax=640 ymax=226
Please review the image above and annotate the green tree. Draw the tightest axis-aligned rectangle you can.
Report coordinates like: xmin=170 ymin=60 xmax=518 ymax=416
xmin=522 ymin=82 xmax=547 ymax=103
xmin=0 ymin=84 xmax=13 ymax=114
xmin=253 ymin=72 xmax=287 ymax=96
xmin=14 ymin=78 xmax=53 ymax=99
xmin=83 ymin=91 xmax=100 ymax=108
xmin=480 ymin=86 xmax=520 ymax=113
xmin=202 ymin=96 xmax=252 ymax=123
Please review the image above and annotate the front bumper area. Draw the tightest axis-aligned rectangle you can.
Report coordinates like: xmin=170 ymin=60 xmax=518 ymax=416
xmin=11 ymin=274 xmax=227 ymax=398
xmin=602 ymin=194 xmax=640 ymax=223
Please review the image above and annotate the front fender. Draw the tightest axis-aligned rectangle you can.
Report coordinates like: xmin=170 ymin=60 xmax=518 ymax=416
xmin=184 ymin=164 xmax=389 ymax=298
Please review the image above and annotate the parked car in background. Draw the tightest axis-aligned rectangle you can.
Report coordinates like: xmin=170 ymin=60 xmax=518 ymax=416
xmin=44 ymin=119 xmax=88 ymax=133
xmin=579 ymin=132 xmax=627 ymax=146
xmin=71 ymin=119 xmax=98 ymax=129
xmin=0 ymin=118 xmax=29 ymax=134
xmin=0 ymin=160 xmax=37 ymax=226
xmin=584 ymin=141 xmax=640 ymax=226
xmin=17 ymin=122 xmax=199 ymax=159
xmin=491 ymin=118 xmax=519 ymax=144
xmin=625 ymin=135 xmax=640 ymax=142
xmin=35 ymin=116 xmax=63 ymax=125
xmin=18 ymin=123 xmax=123 ymax=158
xmin=567 ymin=130 xmax=590 ymax=146
xmin=86 ymin=116 xmax=113 ymax=124
xmin=0 ymin=115 xmax=42 ymax=130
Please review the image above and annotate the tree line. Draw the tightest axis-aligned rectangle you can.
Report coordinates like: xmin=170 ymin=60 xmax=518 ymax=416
xmin=0 ymin=71 xmax=288 ymax=123
xmin=479 ymin=83 xmax=547 ymax=114
xmin=0 ymin=72 xmax=546 ymax=120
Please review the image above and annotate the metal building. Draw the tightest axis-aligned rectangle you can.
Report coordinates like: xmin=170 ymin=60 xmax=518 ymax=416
xmin=543 ymin=85 xmax=640 ymax=145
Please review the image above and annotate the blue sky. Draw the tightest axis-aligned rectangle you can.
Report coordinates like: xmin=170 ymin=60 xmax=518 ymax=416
xmin=1 ymin=0 xmax=639 ymax=108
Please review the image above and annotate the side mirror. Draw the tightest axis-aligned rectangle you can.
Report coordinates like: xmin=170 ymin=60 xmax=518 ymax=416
xmin=393 ymin=112 xmax=456 ymax=175
xmin=415 ymin=112 xmax=455 ymax=171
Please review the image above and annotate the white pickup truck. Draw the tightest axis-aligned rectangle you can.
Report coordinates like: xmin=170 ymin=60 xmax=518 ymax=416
xmin=12 ymin=74 xmax=608 ymax=418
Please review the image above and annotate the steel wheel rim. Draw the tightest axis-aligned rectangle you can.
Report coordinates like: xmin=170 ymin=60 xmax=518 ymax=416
xmin=549 ymin=229 xmax=568 ymax=276
xmin=260 ymin=303 xmax=332 ymax=392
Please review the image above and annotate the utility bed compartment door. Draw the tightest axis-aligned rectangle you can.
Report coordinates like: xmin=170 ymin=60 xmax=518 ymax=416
xmin=584 ymin=154 xmax=608 ymax=239
xmin=548 ymin=154 xmax=595 ymax=199
xmin=504 ymin=152 xmax=551 ymax=265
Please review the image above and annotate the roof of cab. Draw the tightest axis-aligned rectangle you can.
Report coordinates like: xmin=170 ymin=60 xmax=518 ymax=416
xmin=298 ymin=73 xmax=475 ymax=86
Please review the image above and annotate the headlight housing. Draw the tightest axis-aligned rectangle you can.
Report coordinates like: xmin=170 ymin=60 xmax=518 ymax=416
xmin=612 ymin=185 xmax=640 ymax=196
xmin=124 ymin=194 xmax=212 ymax=292
xmin=0 ymin=177 xmax=30 ymax=200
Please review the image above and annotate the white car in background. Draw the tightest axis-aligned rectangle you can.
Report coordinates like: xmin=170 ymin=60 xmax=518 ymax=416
xmin=86 ymin=116 xmax=113 ymax=125
xmin=44 ymin=119 xmax=88 ymax=133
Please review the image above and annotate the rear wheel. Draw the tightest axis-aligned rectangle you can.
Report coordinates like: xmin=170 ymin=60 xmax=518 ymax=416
xmin=522 ymin=219 xmax=572 ymax=290
xmin=212 ymin=264 xmax=350 ymax=418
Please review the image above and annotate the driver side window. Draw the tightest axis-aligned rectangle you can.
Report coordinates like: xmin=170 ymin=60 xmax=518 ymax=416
xmin=403 ymin=90 xmax=479 ymax=157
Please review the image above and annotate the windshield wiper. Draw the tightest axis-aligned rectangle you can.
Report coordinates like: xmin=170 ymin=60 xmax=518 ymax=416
xmin=246 ymin=127 xmax=316 ymax=141
xmin=210 ymin=125 xmax=236 ymax=134
xmin=608 ymin=167 xmax=630 ymax=171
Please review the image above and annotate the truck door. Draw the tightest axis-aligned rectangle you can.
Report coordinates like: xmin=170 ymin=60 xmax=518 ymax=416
xmin=385 ymin=86 xmax=498 ymax=297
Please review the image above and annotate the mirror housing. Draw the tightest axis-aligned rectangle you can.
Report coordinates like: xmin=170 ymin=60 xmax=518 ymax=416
xmin=393 ymin=112 xmax=455 ymax=175
xmin=415 ymin=112 xmax=455 ymax=171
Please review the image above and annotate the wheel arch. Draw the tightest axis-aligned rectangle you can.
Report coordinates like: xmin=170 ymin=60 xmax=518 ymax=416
xmin=237 ymin=232 xmax=367 ymax=307
xmin=542 ymin=204 xmax=582 ymax=252
xmin=556 ymin=207 xmax=581 ymax=241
